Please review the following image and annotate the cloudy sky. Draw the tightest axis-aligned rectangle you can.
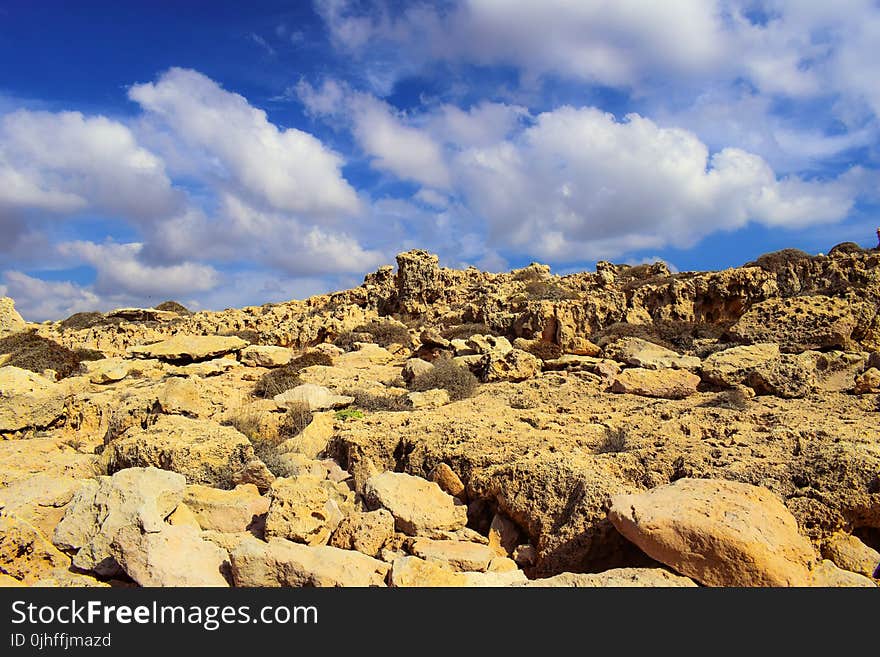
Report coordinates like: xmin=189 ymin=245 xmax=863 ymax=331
xmin=1 ymin=1 xmax=879 ymax=320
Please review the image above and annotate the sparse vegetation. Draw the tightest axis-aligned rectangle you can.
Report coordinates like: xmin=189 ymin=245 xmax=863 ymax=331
xmin=712 ymin=387 xmax=752 ymax=411
xmin=343 ymin=389 xmax=412 ymax=412
xmin=0 ymin=331 xmax=95 ymax=379
xmin=277 ymin=401 xmax=313 ymax=439
xmin=596 ymin=426 xmax=631 ymax=454
xmin=745 ymin=248 xmax=813 ymax=273
xmin=522 ymin=280 xmax=579 ymax=301
xmin=155 ymin=300 xmax=192 ymax=315
xmin=411 ymin=358 xmax=479 ymax=401
xmin=253 ymin=365 xmax=302 ymax=398
xmin=59 ymin=312 xmax=121 ymax=331
xmin=221 ymin=407 xmax=263 ymax=441
xmin=333 ymin=330 xmax=372 ymax=351
xmin=512 ymin=267 xmax=547 ymax=282
xmin=439 ymin=323 xmax=496 ymax=340
xmin=290 ymin=351 xmax=333 ymax=369
xmin=521 ymin=340 xmax=562 ymax=361
xmin=354 ymin=320 xmax=413 ymax=348
xmin=335 ymin=409 xmax=364 ymax=421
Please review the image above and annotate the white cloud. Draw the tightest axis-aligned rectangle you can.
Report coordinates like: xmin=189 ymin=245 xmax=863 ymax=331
xmin=0 ymin=271 xmax=102 ymax=322
xmin=129 ymin=67 xmax=360 ymax=216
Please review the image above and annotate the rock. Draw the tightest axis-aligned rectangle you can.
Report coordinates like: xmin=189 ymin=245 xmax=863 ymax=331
xmin=701 ymin=343 xmax=814 ymax=397
xmin=811 ymin=560 xmax=876 ymax=587
xmin=108 ymin=307 xmax=179 ymax=322
xmin=30 ymin=568 xmax=110 ymax=588
xmin=364 ymin=471 xmax=468 ymax=535
xmin=410 ymin=537 xmax=494 ymax=572
xmin=156 ymin=376 xmax=212 ymax=417
xmin=176 ymin=358 xmax=241 ymax=377
xmin=129 ymin=335 xmax=247 ymax=363
xmin=488 ymin=513 xmax=521 ymax=557
xmin=0 ymin=514 xmax=70 ymax=584
xmin=0 ymin=367 xmax=65 ymax=432
xmin=564 ymin=338 xmax=602 ymax=357
xmin=746 ymin=354 xmax=814 ymax=398
xmin=730 ymin=296 xmax=857 ymax=352
xmin=821 ymin=533 xmax=880 ymax=578
xmin=389 ymin=556 xmax=526 ymax=587
xmin=853 ymin=368 xmax=880 ymax=394
xmin=467 ymin=334 xmax=513 ymax=356
xmin=0 ymin=438 xmax=96 ymax=487
xmin=450 ymin=339 xmax=476 ymax=356
xmin=240 ymin=345 xmax=292 ymax=368
xmin=111 ymin=524 xmax=229 ymax=587
xmin=84 ymin=357 xmax=129 ymax=384
xmin=0 ymin=297 xmax=26 ymax=337
xmin=264 ymin=475 xmax=355 ymax=546
xmin=512 ymin=544 xmax=537 ymax=566
xmin=428 ymin=463 xmax=465 ymax=499
xmin=603 ymin=337 xmax=701 ymax=370
xmin=183 ymin=484 xmax=269 ymax=533
xmin=488 ymin=556 xmax=519 ymax=572
xmin=166 ymin=503 xmax=201 ymax=529
xmin=481 ymin=348 xmax=541 ymax=382
xmin=610 ymin=368 xmax=701 ymax=399
xmin=0 ymin=573 xmax=24 ymax=587
xmin=701 ymin=343 xmax=781 ymax=387
xmin=419 ymin=329 xmax=450 ymax=349
xmin=395 ymin=249 xmax=440 ymax=313
xmin=608 ymin=478 xmax=815 ymax=587
xmin=328 ymin=509 xmax=395 ymax=557
xmin=526 ymin=568 xmax=698 ymax=587
xmin=105 ymin=415 xmax=270 ymax=490
xmin=277 ymin=411 xmax=335 ymax=459
xmin=230 ymin=535 xmax=389 ymax=587
xmin=405 ymin=389 xmax=450 ymax=409
xmin=52 ymin=467 xmax=186 ymax=576
xmin=803 ymin=350 xmax=867 ymax=392
xmin=0 ymin=473 xmax=82 ymax=537
xmin=273 ymin=383 xmax=354 ymax=411
xmin=402 ymin=358 xmax=434 ymax=384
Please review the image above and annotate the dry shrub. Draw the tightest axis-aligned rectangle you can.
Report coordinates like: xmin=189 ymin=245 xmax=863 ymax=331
xmin=745 ymin=248 xmax=813 ymax=272
xmin=277 ymin=401 xmax=314 ymax=439
xmin=0 ymin=331 xmax=92 ymax=379
xmin=596 ymin=426 xmax=630 ymax=454
xmin=290 ymin=351 xmax=333 ymax=369
xmin=512 ymin=267 xmax=547 ymax=282
xmin=521 ymin=340 xmax=562 ymax=361
xmin=154 ymin=300 xmax=192 ymax=315
xmin=59 ymin=312 xmax=121 ymax=331
xmin=342 ymin=389 xmax=411 ymax=412
xmin=411 ymin=359 xmax=479 ymax=401
xmin=253 ymin=365 xmax=302 ymax=398
xmin=354 ymin=320 xmax=413 ymax=348
xmin=221 ymin=407 xmax=263 ymax=441
xmin=523 ymin=280 xmax=579 ymax=301
xmin=591 ymin=323 xmax=677 ymax=350
xmin=333 ymin=330 xmax=373 ymax=351
xmin=827 ymin=242 xmax=865 ymax=257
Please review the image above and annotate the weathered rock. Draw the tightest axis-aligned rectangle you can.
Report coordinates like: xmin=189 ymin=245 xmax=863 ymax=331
xmin=364 ymin=471 xmax=468 ymax=535
xmin=156 ymin=376 xmax=212 ymax=417
xmin=603 ymin=337 xmax=701 ymax=370
xmin=167 ymin=502 xmax=201 ymax=529
xmin=264 ymin=476 xmax=355 ymax=545
xmin=230 ymin=536 xmax=389 ymax=587
xmin=111 ymin=524 xmax=229 ymax=587
xmin=240 ymin=345 xmax=292 ymax=368
xmin=810 ymin=560 xmax=876 ymax=587
xmin=105 ymin=415 xmax=269 ymax=489
xmin=108 ymin=307 xmax=179 ymax=322
xmin=488 ymin=556 xmax=519 ymax=572
xmin=176 ymin=357 xmax=240 ymax=377
xmin=0 ymin=514 xmax=70 ymax=584
xmin=0 ymin=438 xmax=96 ymax=487
xmin=513 ymin=544 xmax=537 ymax=566
xmin=803 ymin=350 xmax=867 ymax=392
xmin=428 ymin=463 xmax=465 ymax=499
xmin=608 ymin=478 xmax=815 ymax=587
xmin=821 ymin=533 xmax=880 ymax=578
xmin=85 ymin=357 xmax=129 ymax=384
xmin=410 ymin=537 xmax=494 ymax=572
xmin=853 ymin=367 xmax=880 ymax=394
xmin=730 ymin=296 xmax=858 ymax=352
xmin=488 ymin=513 xmax=521 ymax=557
xmin=610 ymin=368 xmax=701 ymax=399
xmin=419 ymin=329 xmax=450 ymax=349
xmin=329 ymin=509 xmax=395 ymax=557
xmin=480 ymin=348 xmax=541 ymax=382
xmin=526 ymin=568 xmax=698 ymax=587
xmin=273 ymin=383 xmax=353 ymax=411
xmin=402 ymin=358 xmax=434 ymax=384
xmin=564 ymin=338 xmax=602 ymax=357
xmin=0 ymin=367 xmax=66 ymax=432
xmin=746 ymin=354 xmax=814 ymax=398
xmin=0 ymin=297 xmax=26 ymax=337
xmin=129 ymin=335 xmax=247 ymax=362
xmin=30 ymin=568 xmax=111 ymax=588
xmin=0 ymin=573 xmax=24 ymax=587
xmin=389 ymin=556 xmax=526 ymax=587
xmin=277 ymin=411 xmax=335 ymax=459
xmin=395 ymin=249 xmax=440 ymax=313
xmin=405 ymin=389 xmax=450 ymax=409
xmin=467 ymin=334 xmax=513 ymax=356
xmin=183 ymin=484 xmax=269 ymax=533
xmin=52 ymin=467 xmax=186 ymax=576
xmin=0 ymin=473 xmax=82 ymax=537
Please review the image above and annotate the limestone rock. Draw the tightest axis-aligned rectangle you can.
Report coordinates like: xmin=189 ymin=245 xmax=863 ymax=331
xmin=52 ymin=467 xmax=186 ymax=576
xmin=730 ymin=296 xmax=857 ymax=352
xmin=129 ymin=335 xmax=247 ymax=363
xmin=467 ymin=334 xmax=513 ymax=356
xmin=84 ymin=357 xmax=129 ymax=384
xmin=402 ymin=358 xmax=434 ymax=384
xmin=0 ymin=473 xmax=82 ymax=537
xmin=811 ymin=559 xmax=876 ymax=587
xmin=183 ymin=484 xmax=269 ymax=533
xmin=167 ymin=502 xmax=201 ymax=529
xmin=480 ymin=348 xmax=541 ymax=382
xmin=410 ymin=537 xmax=494 ymax=572
xmin=108 ymin=308 xmax=180 ymax=322
xmin=111 ymin=524 xmax=229 ymax=587
xmin=0 ymin=297 xmax=26 ymax=337
xmin=30 ymin=569 xmax=110 ymax=587
xmin=746 ymin=354 xmax=815 ymax=398
xmin=428 ymin=463 xmax=465 ymax=499
xmin=264 ymin=475 xmax=355 ymax=545
xmin=512 ymin=544 xmax=537 ymax=566
xmin=526 ymin=568 xmax=698 ymax=587
xmin=273 ymin=383 xmax=354 ymax=411
xmin=488 ymin=513 xmax=521 ymax=557
xmin=230 ymin=535 xmax=389 ymax=587
xmin=610 ymin=368 xmax=701 ymax=399
xmin=329 ymin=509 xmax=395 ymax=557
xmin=406 ymin=389 xmax=450 ymax=409
xmin=364 ymin=471 xmax=468 ymax=535
xmin=603 ymin=337 xmax=701 ymax=370
xmin=240 ymin=345 xmax=292 ymax=368
xmin=0 ymin=514 xmax=70 ymax=584
xmin=701 ymin=343 xmax=781 ymax=387
xmin=419 ymin=329 xmax=450 ymax=349
xmin=821 ymin=533 xmax=880 ymax=578
xmin=853 ymin=368 xmax=880 ymax=394
xmin=389 ymin=556 xmax=526 ymax=587
xmin=0 ymin=438 xmax=96 ymax=487
xmin=395 ymin=249 xmax=440 ymax=313
xmin=105 ymin=415 xmax=268 ymax=489
xmin=277 ymin=411 xmax=335 ymax=459
xmin=608 ymin=478 xmax=815 ymax=587
xmin=176 ymin=358 xmax=240 ymax=377
xmin=156 ymin=376 xmax=212 ymax=417
xmin=564 ymin=337 xmax=602 ymax=357
xmin=0 ymin=367 xmax=65 ymax=432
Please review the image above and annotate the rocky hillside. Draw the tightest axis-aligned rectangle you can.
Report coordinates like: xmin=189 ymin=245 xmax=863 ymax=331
xmin=1 ymin=243 xmax=879 ymax=587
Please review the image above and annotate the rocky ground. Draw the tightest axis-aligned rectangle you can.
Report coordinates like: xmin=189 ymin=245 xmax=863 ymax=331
xmin=1 ymin=244 xmax=879 ymax=587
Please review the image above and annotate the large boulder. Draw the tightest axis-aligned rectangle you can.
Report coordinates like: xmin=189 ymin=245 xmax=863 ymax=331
xmin=0 ymin=473 xmax=82 ymax=537
xmin=701 ymin=343 xmax=814 ymax=397
xmin=52 ymin=467 xmax=186 ymax=576
xmin=364 ymin=471 xmax=468 ymax=535
xmin=0 ymin=367 xmax=66 ymax=432
xmin=0 ymin=297 xmax=26 ymax=338
xmin=104 ymin=415 xmax=272 ymax=490
xmin=264 ymin=475 xmax=355 ymax=545
xmin=128 ymin=335 xmax=247 ymax=363
xmin=701 ymin=343 xmax=780 ymax=387
xmin=730 ymin=296 xmax=857 ymax=352
xmin=182 ymin=484 xmax=269 ymax=533
xmin=273 ymin=384 xmax=353 ymax=411
xmin=229 ymin=536 xmax=390 ymax=587
xmin=395 ymin=249 xmax=440 ymax=313
xmin=821 ymin=533 xmax=880 ymax=578
xmin=603 ymin=337 xmax=701 ymax=371
xmin=0 ymin=514 xmax=70 ymax=584
xmin=328 ymin=509 xmax=395 ymax=557
xmin=480 ymin=348 xmax=541 ymax=382
xmin=240 ymin=345 xmax=292 ymax=368
xmin=276 ymin=411 xmax=335 ymax=459
xmin=610 ymin=368 xmax=701 ymax=399
xmin=608 ymin=478 xmax=816 ymax=587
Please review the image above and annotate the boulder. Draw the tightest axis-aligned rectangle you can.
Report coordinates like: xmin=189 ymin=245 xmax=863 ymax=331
xmin=402 ymin=358 xmax=434 ymax=384
xmin=395 ymin=249 xmax=440 ymax=313
xmin=428 ymin=463 xmax=465 ymax=499
xmin=480 ymin=348 xmax=541 ymax=382
xmin=0 ymin=438 xmax=96 ymax=487
xmin=419 ymin=329 xmax=450 ymax=349
xmin=467 ymin=334 xmax=513 ymax=356
xmin=183 ymin=484 xmax=269 ymax=533
xmin=853 ymin=368 xmax=880 ymax=394
xmin=0 ymin=514 xmax=70 ymax=584
xmin=273 ymin=383 xmax=354 ymax=411
xmin=129 ymin=335 xmax=247 ymax=363
xmin=264 ymin=475 xmax=355 ymax=546
xmin=603 ymin=337 xmax=701 ymax=370
xmin=240 ymin=345 xmax=292 ymax=368
xmin=405 ymin=389 xmax=450 ymax=409
xmin=701 ymin=343 xmax=780 ymax=387
xmin=167 ymin=503 xmax=201 ymax=529
xmin=328 ymin=509 xmax=395 ymax=557
xmin=230 ymin=536 xmax=389 ymax=587
xmin=745 ymin=354 xmax=814 ymax=398
xmin=111 ymin=524 xmax=229 ymax=587
xmin=84 ymin=357 xmax=129 ymax=384
xmin=564 ymin=338 xmax=602 ymax=357
xmin=156 ymin=376 xmax=212 ymax=417
xmin=277 ymin=411 xmax=335 ymax=459
xmin=389 ymin=556 xmax=526 ymax=587
xmin=410 ymin=538 xmax=494 ymax=572
xmin=810 ymin=560 xmax=876 ymax=587
xmin=730 ymin=296 xmax=857 ymax=352
xmin=104 ymin=415 xmax=271 ymax=490
xmin=526 ymin=568 xmax=698 ymax=587
xmin=610 ymin=368 xmax=701 ymax=399
xmin=608 ymin=478 xmax=815 ymax=587
xmin=821 ymin=533 xmax=880 ymax=578
xmin=52 ymin=467 xmax=186 ymax=576
xmin=0 ymin=473 xmax=82 ymax=537
xmin=364 ymin=471 xmax=468 ymax=535
xmin=0 ymin=367 xmax=66 ymax=432
xmin=488 ymin=513 xmax=521 ymax=557
xmin=0 ymin=297 xmax=26 ymax=338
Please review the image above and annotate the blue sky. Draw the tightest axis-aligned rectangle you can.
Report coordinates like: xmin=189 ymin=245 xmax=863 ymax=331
xmin=1 ymin=0 xmax=879 ymax=320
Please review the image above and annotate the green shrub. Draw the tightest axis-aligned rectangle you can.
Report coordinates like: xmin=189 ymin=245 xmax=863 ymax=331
xmin=0 ymin=331 xmax=92 ymax=379
xmin=335 ymin=409 xmax=364 ymax=421
xmin=154 ymin=300 xmax=192 ymax=315
xmin=411 ymin=359 xmax=479 ymax=401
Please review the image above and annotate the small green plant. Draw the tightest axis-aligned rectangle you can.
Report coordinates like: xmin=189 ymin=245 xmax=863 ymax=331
xmin=596 ymin=426 xmax=630 ymax=454
xmin=411 ymin=359 xmax=479 ymax=401
xmin=335 ymin=409 xmax=365 ymax=421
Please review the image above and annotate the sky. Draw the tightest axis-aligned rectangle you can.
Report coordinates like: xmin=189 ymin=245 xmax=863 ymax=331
xmin=1 ymin=0 xmax=879 ymax=321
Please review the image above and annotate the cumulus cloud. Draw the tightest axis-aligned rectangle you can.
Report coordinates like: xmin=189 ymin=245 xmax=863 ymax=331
xmin=0 ymin=271 xmax=102 ymax=322
xmin=129 ymin=67 xmax=360 ymax=216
